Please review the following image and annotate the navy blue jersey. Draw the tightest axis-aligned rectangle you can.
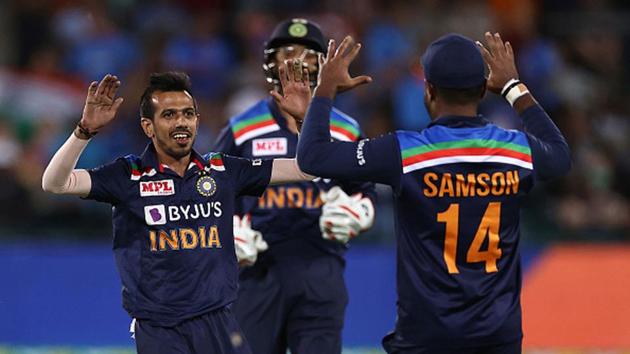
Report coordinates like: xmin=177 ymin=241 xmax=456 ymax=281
xmin=86 ymin=143 xmax=272 ymax=326
xmin=213 ymin=98 xmax=375 ymax=261
xmin=297 ymin=97 xmax=571 ymax=347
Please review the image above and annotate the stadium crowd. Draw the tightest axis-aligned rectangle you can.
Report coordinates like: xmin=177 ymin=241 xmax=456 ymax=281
xmin=0 ymin=0 xmax=628 ymax=241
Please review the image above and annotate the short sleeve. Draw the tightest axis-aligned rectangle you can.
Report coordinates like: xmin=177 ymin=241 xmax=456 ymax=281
xmin=86 ymin=158 xmax=130 ymax=204
xmin=222 ymin=154 xmax=273 ymax=197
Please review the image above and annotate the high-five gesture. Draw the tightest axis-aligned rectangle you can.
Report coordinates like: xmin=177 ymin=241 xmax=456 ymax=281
xmin=270 ymin=59 xmax=312 ymax=121
xmin=78 ymin=74 xmax=124 ymax=138
xmin=314 ymin=36 xmax=372 ymax=99
xmin=476 ymin=32 xmax=519 ymax=94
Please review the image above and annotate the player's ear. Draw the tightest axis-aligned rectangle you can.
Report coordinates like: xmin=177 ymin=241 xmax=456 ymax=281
xmin=425 ymin=81 xmax=436 ymax=102
xmin=140 ymin=117 xmax=154 ymax=138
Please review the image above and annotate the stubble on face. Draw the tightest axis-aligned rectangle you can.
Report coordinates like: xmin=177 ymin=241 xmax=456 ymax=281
xmin=150 ymin=91 xmax=198 ymax=160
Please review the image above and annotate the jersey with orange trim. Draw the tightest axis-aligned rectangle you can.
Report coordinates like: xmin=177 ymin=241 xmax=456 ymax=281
xmin=85 ymin=143 xmax=272 ymax=327
xmin=297 ymin=97 xmax=571 ymax=348
xmin=391 ymin=120 xmax=535 ymax=347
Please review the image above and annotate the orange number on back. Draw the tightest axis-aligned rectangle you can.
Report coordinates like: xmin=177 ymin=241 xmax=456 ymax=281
xmin=437 ymin=202 xmax=502 ymax=274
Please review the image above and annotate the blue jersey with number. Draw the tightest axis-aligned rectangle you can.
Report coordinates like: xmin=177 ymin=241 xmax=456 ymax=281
xmin=86 ymin=143 xmax=272 ymax=326
xmin=391 ymin=123 xmax=534 ymax=346
xmin=213 ymin=98 xmax=375 ymax=261
xmin=297 ymin=97 xmax=571 ymax=347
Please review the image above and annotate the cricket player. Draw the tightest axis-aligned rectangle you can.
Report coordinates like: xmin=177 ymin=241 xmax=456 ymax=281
xmin=214 ymin=19 xmax=376 ymax=354
xmin=282 ymin=33 xmax=571 ymax=353
xmin=41 ymin=72 xmax=315 ymax=354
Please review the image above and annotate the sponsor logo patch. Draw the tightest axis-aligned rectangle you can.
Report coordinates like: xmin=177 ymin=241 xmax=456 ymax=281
xmin=252 ymin=137 xmax=287 ymax=156
xmin=144 ymin=205 xmax=166 ymax=225
xmin=356 ymin=139 xmax=368 ymax=166
xmin=140 ymin=180 xmax=175 ymax=196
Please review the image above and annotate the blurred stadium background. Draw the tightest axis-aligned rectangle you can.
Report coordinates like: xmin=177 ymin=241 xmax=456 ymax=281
xmin=0 ymin=0 xmax=629 ymax=353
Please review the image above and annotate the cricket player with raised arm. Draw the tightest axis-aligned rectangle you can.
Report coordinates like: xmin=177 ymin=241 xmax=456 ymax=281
xmin=213 ymin=18 xmax=376 ymax=354
xmin=279 ymin=32 xmax=571 ymax=353
xmin=41 ymin=72 xmax=314 ymax=354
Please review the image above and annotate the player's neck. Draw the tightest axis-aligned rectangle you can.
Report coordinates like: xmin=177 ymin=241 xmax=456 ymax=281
xmin=432 ymin=103 xmax=478 ymax=119
xmin=155 ymin=148 xmax=191 ymax=177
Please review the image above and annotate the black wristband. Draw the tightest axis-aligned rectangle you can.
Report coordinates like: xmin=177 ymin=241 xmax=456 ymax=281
xmin=76 ymin=121 xmax=98 ymax=139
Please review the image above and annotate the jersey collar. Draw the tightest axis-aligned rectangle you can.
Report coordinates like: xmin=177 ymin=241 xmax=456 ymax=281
xmin=139 ymin=142 xmax=208 ymax=176
xmin=428 ymin=114 xmax=489 ymax=128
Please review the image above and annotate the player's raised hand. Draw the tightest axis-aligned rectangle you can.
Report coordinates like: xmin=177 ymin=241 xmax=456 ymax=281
xmin=80 ymin=74 xmax=124 ymax=134
xmin=314 ymin=36 xmax=372 ymax=99
xmin=476 ymin=32 xmax=519 ymax=94
xmin=270 ymin=59 xmax=312 ymax=120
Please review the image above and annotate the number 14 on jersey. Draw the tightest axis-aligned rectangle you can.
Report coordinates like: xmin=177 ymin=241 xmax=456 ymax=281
xmin=437 ymin=202 xmax=502 ymax=274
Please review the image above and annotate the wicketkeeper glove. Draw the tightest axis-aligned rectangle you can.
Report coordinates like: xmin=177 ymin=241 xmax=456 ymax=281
xmin=233 ymin=214 xmax=268 ymax=267
xmin=319 ymin=186 xmax=375 ymax=244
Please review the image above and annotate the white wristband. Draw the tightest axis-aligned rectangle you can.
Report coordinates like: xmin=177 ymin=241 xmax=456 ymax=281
xmin=501 ymin=79 xmax=529 ymax=106
xmin=501 ymin=78 xmax=521 ymax=96
xmin=504 ymin=83 xmax=529 ymax=106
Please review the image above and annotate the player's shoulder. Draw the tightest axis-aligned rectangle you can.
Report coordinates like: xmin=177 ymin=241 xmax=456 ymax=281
xmin=118 ymin=154 xmax=156 ymax=181
xmin=484 ymin=123 xmax=531 ymax=148
xmin=201 ymin=151 xmax=253 ymax=173
xmin=395 ymin=129 xmax=429 ymax=147
xmin=228 ymin=99 xmax=269 ymax=126
xmin=330 ymin=106 xmax=360 ymax=128
xmin=330 ymin=106 xmax=361 ymax=142
xmin=399 ymin=122 xmax=530 ymax=147
xmin=228 ymin=99 xmax=280 ymax=145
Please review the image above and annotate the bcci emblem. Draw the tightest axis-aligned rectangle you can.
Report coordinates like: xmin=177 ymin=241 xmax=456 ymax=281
xmin=288 ymin=23 xmax=307 ymax=37
xmin=196 ymin=176 xmax=217 ymax=197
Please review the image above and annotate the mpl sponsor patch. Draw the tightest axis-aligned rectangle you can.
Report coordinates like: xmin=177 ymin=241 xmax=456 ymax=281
xmin=140 ymin=179 xmax=175 ymax=196
xmin=252 ymin=137 xmax=287 ymax=156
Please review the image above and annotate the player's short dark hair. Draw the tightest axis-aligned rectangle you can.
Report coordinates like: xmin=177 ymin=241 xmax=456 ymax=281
xmin=434 ymin=84 xmax=485 ymax=105
xmin=140 ymin=72 xmax=196 ymax=119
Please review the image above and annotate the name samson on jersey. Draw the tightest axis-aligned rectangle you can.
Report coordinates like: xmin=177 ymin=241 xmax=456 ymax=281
xmin=423 ymin=170 xmax=520 ymax=198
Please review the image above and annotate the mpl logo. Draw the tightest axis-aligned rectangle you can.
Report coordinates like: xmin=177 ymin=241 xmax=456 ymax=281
xmin=252 ymin=138 xmax=287 ymax=157
xmin=144 ymin=205 xmax=167 ymax=225
xmin=140 ymin=179 xmax=175 ymax=197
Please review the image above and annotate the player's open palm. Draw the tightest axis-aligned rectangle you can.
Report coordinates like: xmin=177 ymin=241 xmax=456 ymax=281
xmin=81 ymin=74 xmax=124 ymax=132
xmin=476 ymin=32 xmax=520 ymax=94
xmin=271 ymin=59 xmax=311 ymax=120
xmin=317 ymin=36 xmax=372 ymax=96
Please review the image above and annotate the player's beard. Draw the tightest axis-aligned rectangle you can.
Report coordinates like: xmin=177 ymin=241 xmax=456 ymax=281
xmin=154 ymin=129 xmax=195 ymax=160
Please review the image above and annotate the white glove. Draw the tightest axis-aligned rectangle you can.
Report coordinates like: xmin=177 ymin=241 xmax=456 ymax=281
xmin=233 ymin=215 xmax=268 ymax=267
xmin=319 ymin=186 xmax=375 ymax=244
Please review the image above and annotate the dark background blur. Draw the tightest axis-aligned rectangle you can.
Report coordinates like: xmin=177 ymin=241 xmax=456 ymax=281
xmin=0 ymin=0 xmax=628 ymax=242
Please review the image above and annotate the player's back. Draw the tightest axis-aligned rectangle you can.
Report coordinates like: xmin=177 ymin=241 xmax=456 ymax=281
xmin=393 ymin=116 xmax=534 ymax=347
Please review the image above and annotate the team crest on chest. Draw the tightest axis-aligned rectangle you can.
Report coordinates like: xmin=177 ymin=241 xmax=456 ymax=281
xmin=196 ymin=176 xmax=217 ymax=197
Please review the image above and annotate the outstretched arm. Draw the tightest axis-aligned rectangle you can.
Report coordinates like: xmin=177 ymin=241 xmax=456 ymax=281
xmin=41 ymin=135 xmax=92 ymax=196
xmin=42 ymin=74 xmax=124 ymax=195
xmin=269 ymin=159 xmax=313 ymax=184
xmin=477 ymin=32 xmax=571 ymax=180
xmin=295 ymin=36 xmax=401 ymax=187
